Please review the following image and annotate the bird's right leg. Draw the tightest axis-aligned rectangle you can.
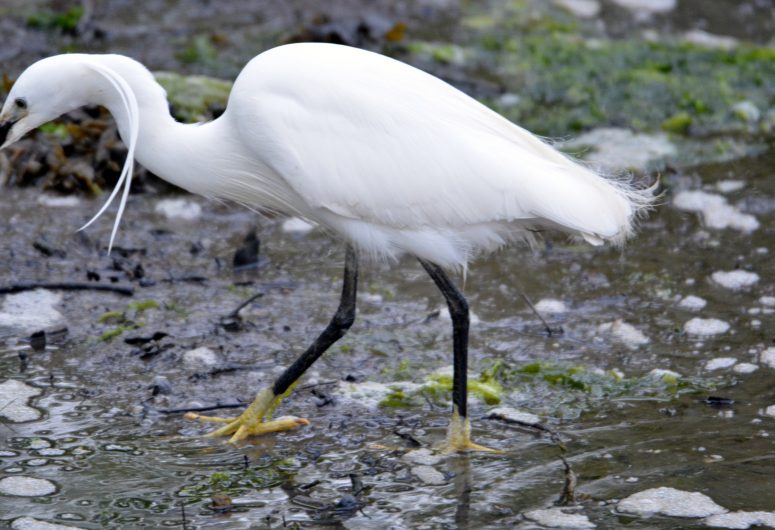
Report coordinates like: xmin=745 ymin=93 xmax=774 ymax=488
xmin=187 ymin=245 xmax=359 ymax=443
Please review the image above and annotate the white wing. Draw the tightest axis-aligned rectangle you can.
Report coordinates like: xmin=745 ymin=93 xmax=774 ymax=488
xmin=228 ymin=44 xmax=649 ymax=264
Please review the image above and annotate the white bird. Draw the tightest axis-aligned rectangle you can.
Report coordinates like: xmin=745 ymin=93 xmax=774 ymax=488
xmin=0 ymin=43 xmax=653 ymax=452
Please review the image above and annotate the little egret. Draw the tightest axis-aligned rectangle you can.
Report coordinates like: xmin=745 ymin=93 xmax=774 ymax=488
xmin=0 ymin=43 xmax=653 ymax=452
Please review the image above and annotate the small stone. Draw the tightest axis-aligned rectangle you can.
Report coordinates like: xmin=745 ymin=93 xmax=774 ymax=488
xmin=154 ymin=198 xmax=202 ymax=221
xmin=760 ymin=296 xmax=775 ymax=307
xmin=711 ymin=270 xmax=759 ymax=291
xmin=760 ymin=347 xmax=775 ymax=369
xmin=524 ymin=507 xmax=596 ymax=529
xmin=647 ymin=368 xmax=682 ymax=381
xmin=684 ymin=29 xmax=738 ymax=50
xmin=731 ymin=101 xmax=761 ymax=123
xmin=554 ymin=0 xmax=601 ymax=18
xmin=534 ymin=298 xmax=568 ymax=314
xmin=673 ymin=190 xmax=759 ymax=233
xmin=732 ymin=363 xmax=758 ymax=375
xmin=678 ymin=295 xmax=707 ymax=311
xmin=281 ymin=217 xmax=316 ymax=234
xmin=764 ymin=405 xmax=775 ymax=418
xmin=609 ymin=0 xmax=676 ymax=14
xmin=715 ymin=180 xmax=746 ymax=194
xmin=617 ymin=487 xmax=726 ymax=518
xmin=597 ymin=320 xmax=649 ymax=348
xmin=411 ymin=465 xmax=446 ymax=485
xmin=0 ymin=290 xmax=66 ymax=335
xmin=182 ymin=347 xmax=219 ymax=370
xmin=12 ymin=516 xmax=86 ymax=530
xmin=705 ymin=357 xmax=737 ymax=371
xmin=36 ymin=195 xmax=81 ymax=208
xmin=402 ymin=448 xmax=442 ymax=466
xmin=0 ymin=380 xmax=43 ymax=422
xmin=0 ymin=476 xmax=56 ymax=496
xmin=705 ymin=511 xmax=775 ymax=529
xmin=684 ymin=318 xmax=730 ymax=336
xmin=487 ymin=406 xmax=540 ymax=425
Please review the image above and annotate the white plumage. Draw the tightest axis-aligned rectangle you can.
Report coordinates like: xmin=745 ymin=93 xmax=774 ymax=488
xmin=0 ymin=43 xmax=652 ymax=268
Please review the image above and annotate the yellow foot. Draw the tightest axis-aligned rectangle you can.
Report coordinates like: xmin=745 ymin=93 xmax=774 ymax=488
xmin=184 ymin=388 xmax=309 ymax=443
xmin=438 ymin=407 xmax=502 ymax=454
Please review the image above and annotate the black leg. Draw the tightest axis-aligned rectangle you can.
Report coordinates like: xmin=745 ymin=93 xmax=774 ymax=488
xmin=272 ymin=245 xmax=358 ymax=396
xmin=418 ymin=259 xmax=469 ymax=419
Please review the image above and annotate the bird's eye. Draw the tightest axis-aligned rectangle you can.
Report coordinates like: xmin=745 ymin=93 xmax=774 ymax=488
xmin=14 ymin=98 xmax=27 ymax=110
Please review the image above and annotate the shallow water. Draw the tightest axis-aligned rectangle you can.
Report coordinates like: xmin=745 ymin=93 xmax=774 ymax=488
xmin=1 ymin=146 xmax=774 ymax=528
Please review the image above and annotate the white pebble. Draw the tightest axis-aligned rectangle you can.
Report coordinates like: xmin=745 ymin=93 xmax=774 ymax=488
xmin=711 ymin=270 xmax=759 ymax=290
xmin=715 ymin=180 xmax=746 ymax=193
xmin=411 ymin=465 xmax=446 ymax=485
xmin=673 ymin=190 xmax=759 ymax=233
xmin=281 ymin=217 xmax=316 ymax=234
xmin=684 ymin=318 xmax=730 ymax=336
xmin=154 ymin=198 xmax=202 ymax=221
xmin=705 ymin=357 xmax=737 ymax=371
xmin=488 ymin=406 xmax=540 ymax=425
xmin=760 ymin=296 xmax=775 ymax=307
xmin=554 ymin=0 xmax=601 ymax=18
xmin=36 ymin=195 xmax=81 ymax=208
xmin=524 ymin=507 xmax=596 ymax=528
xmin=705 ymin=511 xmax=775 ymax=529
xmin=733 ymin=363 xmax=759 ymax=374
xmin=534 ymin=298 xmax=568 ymax=314
xmin=0 ymin=290 xmax=66 ymax=335
xmin=764 ymin=405 xmax=775 ymax=419
xmin=0 ymin=476 xmax=56 ymax=497
xmin=678 ymin=295 xmax=707 ymax=311
xmin=11 ymin=517 xmax=85 ymax=530
xmin=609 ymin=0 xmax=676 ymax=14
xmin=597 ymin=320 xmax=649 ymax=348
xmin=182 ymin=347 xmax=219 ymax=370
xmin=760 ymin=347 xmax=775 ymax=369
xmin=0 ymin=380 xmax=42 ymax=422
xmin=402 ymin=448 xmax=442 ymax=466
xmin=617 ymin=487 xmax=726 ymax=518
xmin=647 ymin=368 xmax=682 ymax=380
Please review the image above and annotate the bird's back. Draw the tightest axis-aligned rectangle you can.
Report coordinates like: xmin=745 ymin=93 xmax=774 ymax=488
xmin=225 ymin=43 xmax=652 ymax=268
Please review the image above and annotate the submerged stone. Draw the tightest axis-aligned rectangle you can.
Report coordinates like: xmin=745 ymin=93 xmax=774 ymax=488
xmin=673 ymin=191 xmax=759 ymax=233
xmin=705 ymin=357 xmax=737 ymax=371
xmin=609 ymin=0 xmax=676 ymax=14
xmin=12 ymin=517 xmax=85 ymax=530
xmin=711 ymin=270 xmax=760 ymax=291
xmin=281 ymin=217 xmax=316 ymax=234
xmin=732 ymin=363 xmax=759 ymax=375
xmin=524 ymin=507 xmax=596 ymax=529
xmin=563 ymin=128 xmax=675 ymax=171
xmin=678 ymin=295 xmax=707 ymax=311
xmin=411 ymin=465 xmax=446 ymax=485
xmin=705 ymin=511 xmax=775 ymax=529
xmin=597 ymin=320 xmax=649 ymax=348
xmin=534 ymin=298 xmax=568 ymax=314
xmin=758 ymin=347 xmax=775 ymax=369
xmin=402 ymin=448 xmax=442 ymax=466
xmin=0 ymin=290 xmax=65 ymax=335
xmin=0 ymin=380 xmax=42 ymax=422
xmin=154 ymin=198 xmax=202 ymax=221
xmin=617 ymin=487 xmax=726 ymax=518
xmin=684 ymin=318 xmax=730 ymax=336
xmin=0 ymin=476 xmax=56 ymax=497
xmin=553 ymin=0 xmax=601 ymax=18
xmin=487 ymin=406 xmax=540 ymax=425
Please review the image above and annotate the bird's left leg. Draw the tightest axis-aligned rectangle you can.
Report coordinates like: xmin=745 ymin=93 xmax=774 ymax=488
xmin=187 ymin=246 xmax=358 ymax=443
xmin=419 ymin=259 xmax=498 ymax=453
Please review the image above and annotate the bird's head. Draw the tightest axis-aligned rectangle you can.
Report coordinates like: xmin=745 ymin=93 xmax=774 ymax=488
xmin=0 ymin=55 xmax=94 ymax=149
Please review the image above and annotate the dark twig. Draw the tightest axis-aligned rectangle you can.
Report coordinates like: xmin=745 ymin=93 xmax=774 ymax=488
xmin=227 ymin=291 xmax=265 ymax=319
xmin=151 ymin=402 xmax=245 ymax=415
xmin=520 ymin=293 xmax=563 ymax=336
xmin=0 ymin=282 xmax=134 ymax=296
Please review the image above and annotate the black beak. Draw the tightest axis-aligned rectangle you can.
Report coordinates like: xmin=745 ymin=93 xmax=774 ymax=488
xmin=0 ymin=118 xmax=18 ymax=147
